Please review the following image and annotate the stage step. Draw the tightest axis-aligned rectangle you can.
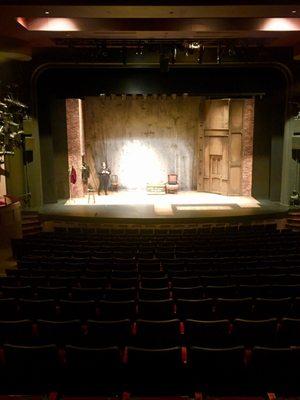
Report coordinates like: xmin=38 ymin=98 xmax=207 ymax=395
xmin=21 ymin=211 xmax=42 ymax=237
xmin=286 ymin=209 xmax=300 ymax=230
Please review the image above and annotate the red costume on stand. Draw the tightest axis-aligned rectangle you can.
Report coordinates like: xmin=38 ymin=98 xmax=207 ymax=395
xmin=70 ymin=166 xmax=77 ymax=185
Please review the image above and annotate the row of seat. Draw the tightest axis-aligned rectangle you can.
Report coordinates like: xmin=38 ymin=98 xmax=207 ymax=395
xmin=1 ymin=343 xmax=300 ymax=395
xmin=21 ymin=246 xmax=300 ymax=257
xmin=5 ymin=273 xmax=300 ymax=288
xmin=19 ymin=253 xmax=300 ymax=269
xmin=1 ymin=317 xmax=300 ymax=348
xmin=2 ymin=297 xmax=300 ymax=321
xmin=3 ymin=283 xmax=300 ymax=300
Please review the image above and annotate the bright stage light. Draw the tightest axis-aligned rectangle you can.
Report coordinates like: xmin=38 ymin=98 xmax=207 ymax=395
xmin=259 ymin=18 xmax=300 ymax=31
xmin=119 ymin=140 xmax=164 ymax=190
xmin=16 ymin=17 xmax=79 ymax=31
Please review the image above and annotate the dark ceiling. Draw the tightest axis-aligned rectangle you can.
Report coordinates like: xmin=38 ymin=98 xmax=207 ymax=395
xmin=0 ymin=1 xmax=300 ymax=63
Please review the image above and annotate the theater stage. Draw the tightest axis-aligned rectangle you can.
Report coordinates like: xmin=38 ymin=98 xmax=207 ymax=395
xmin=38 ymin=191 xmax=289 ymax=224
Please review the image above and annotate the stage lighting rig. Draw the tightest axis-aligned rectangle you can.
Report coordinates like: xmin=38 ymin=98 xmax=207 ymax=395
xmin=0 ymin=84 xmax=30 ymax=172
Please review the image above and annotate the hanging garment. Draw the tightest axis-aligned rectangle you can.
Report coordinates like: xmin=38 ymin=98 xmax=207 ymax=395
xmin=70 ymin=166 xmax=77 ymax=185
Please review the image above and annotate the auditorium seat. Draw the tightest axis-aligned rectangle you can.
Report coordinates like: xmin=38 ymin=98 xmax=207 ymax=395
xmin=79 ymin=276 xmax=107 ymax=288
xmin=71 ymin=287 xmax=104 ymax=301
xmin=0 ymin=298 xmax=19 ymax=320
xmin=134 ymin=319 xmax=181 ymax=348
xmin=172 ymin=276 xmax=200 ymax=288
xmin=64 ymin=345 xmax=122 ymax=395
xmin=269 ymin=284 xmax=300 ymax=298
xmin=185 ymin=319 xmax=231 ymax=347
xmin=37 ymin=319 xmax=83 ymax=346
xmin=230 ymin=274 xmax=258 ymax=286
xmin=126 ymin=346 xmax=183 ymax=395
xmin=238 ymin=284 xmax=271 ymax=298
xmin=60 ymin=300 xmax=97 ymax=320
xmin=139 ymin=287 xmax=170 ymax=300
xmin=1 ymin=285 xmax=33 ymax=299
xmin=232 ymin=318 xmax=278 ymax=347
xmin=19 ymin=298 xmax=57 ymax=320
xmin=258 ymin=274 xmax=290 ymax=285
xmin=105 ymin=287 xmax=137 ymax=301
xmin=254 ymin=297 xmax=291 ymax=319
xmin=138 ymin=299 xmax=174 ymax=320
xmin=140 ymin=276 xmax=169 ymax=288
xmin=110 ymin=277 xmax=137 ymax=288
xmin=19 ymin=276 xmax=48 ymax=287
xmin=200 ymin=275 xmax=229 ymax=286
xmin=176 ymin=298 xmax=214 ymax=320
xmin=172 ymin=286 xmax=204 ymax=300
xmin=187 ymin=345 xmax=246 ymax=393
xmin=114 ymin=254 xmax=136 ymax=264
xmin=89 ymin=258 xmax=113 ymax=270
xmin=279 ymin=317 xmax=300 ymax=346
xmin=85 ymin=269 xmax=110 ymax=278
xmin=0 ymin=320 xmax=33 ymax=345
xmin=205 ymin=285 xmax=237 ymax=298
xmin=250 ymin=346 xmax=300 ymax=393
xmin=138 ymin=259 xmax=161 ymax=272
xmin=215 ymin=297 xmax=253 ymax=320
xmin=111 ymin=269 xmax=138 ymax=279
xmin=36 ymin=286 xmax=69 ymax=300
xmin=140 ymin=270 xmax=167 ymax=279
xmin=99 ymin=300 xmax=136 ymax=320
xmin=4 ymin=344 xmax=59 ymax=393
xmin=86 ymin=319 xmax=131 ymax=347
xmin=49 ymin=276 xmax=78 ymax=287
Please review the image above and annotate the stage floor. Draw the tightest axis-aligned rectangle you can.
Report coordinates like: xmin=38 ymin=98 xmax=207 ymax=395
xmin=38 ymin=191 xmax=289 ymax=222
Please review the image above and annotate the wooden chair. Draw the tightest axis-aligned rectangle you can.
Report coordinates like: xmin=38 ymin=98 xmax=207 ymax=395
xmin=165 ymin=174 xmax=179 ymax=194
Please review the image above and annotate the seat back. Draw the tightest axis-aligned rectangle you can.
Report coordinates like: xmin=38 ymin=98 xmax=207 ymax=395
xmin=99 ymin=300 xmax=136 ymax=320
xmin=138 ymin=299 xmax=174 ymax=320
xmin=185 ymin=319 xmax=230 ymax=347
xmin=233 ymin=318 xmax=278 ymax=346
xmin=176 ymin=298 xmax=214 ymax=320
xmin=135 ymin=319 xmax=180 ymax=348
xmin=37 ymin=319 xmax=83 ymax=346
xmin=86 ymin=319 xmax=131 ymax=347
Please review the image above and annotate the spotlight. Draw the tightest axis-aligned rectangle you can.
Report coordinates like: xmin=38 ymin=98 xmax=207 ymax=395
xmin=189 ymin=42 xmax=201 ymax=50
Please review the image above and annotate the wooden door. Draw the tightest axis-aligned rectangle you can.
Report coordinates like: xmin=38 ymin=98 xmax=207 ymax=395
xmin=198 ymin=99 xmax=245 ymax=196
xmin=203 ymin=100 xmax=229 ymax=195
xmin=210 ymin=155 xmax=222 ymax=194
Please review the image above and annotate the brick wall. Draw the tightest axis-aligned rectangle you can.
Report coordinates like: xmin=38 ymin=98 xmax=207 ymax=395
xmin=242 ymin=99 xmax=255 ymax=196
